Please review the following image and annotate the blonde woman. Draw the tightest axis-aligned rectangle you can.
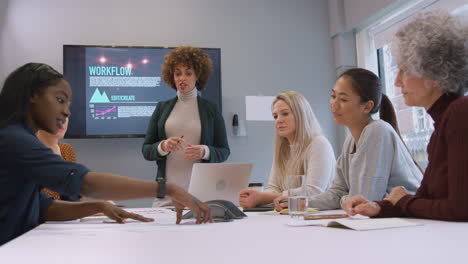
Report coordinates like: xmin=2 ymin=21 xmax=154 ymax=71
xmin=239 ymin=91 xmax=335 ymax=208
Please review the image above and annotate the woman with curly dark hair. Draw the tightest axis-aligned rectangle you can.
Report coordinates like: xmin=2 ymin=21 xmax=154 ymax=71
xmin=142 ymin=45 xmax=230 ymax=207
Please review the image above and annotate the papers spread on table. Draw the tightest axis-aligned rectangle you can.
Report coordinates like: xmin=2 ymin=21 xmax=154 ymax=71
xmin=78 ymin=207 xmax=174 ymax=223
xmin=287 ymin=217 xmax=423 ymax=231
xmin=38 ymin=207 xmax=212 ymax=237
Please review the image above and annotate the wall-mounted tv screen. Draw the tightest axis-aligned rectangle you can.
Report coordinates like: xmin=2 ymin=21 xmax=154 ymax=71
xmin=63 ymin=45 xmax=222 ymax=138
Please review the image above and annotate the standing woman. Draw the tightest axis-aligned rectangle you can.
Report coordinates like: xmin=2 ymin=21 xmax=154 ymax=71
xmin=344 ymin=11 xmax=468 ymax=221
xmin=142 ymin=46 xmax=230 ymax=207
xmin=239 ymin=91 xmax=335 ymax=208
xmin=301 ymin=68 xmax=423 ymax=211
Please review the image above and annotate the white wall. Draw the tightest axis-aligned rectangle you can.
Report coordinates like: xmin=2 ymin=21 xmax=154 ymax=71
xmin=343 ymin=0 xmax=399 ymax=31
xmin=0 ymin=0 xmax=337 ymax=207
xmin=328 ymin=0 xmax=401 ymax=36
xmin=327 ymin=0 xmax=402 ymax=153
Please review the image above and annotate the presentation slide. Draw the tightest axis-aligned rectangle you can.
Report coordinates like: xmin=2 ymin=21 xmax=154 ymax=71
xmin=85 ymin=47 xmax=172 ymax=136
xmin=64 ymin=46 xmax=221 ymax=138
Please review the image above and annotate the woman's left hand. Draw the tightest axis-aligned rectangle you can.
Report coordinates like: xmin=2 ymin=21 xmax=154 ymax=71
xmin=384 ymin=186 xmax=409 ymax=205
xmin=184 ymin=144 xmax=205 ymax=160
xmin=273 ymin=195 xmax=288 ymax=212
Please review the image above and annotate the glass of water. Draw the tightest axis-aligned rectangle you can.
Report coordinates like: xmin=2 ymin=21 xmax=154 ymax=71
xmin=287 ymin=175 xmax=308 ymax=219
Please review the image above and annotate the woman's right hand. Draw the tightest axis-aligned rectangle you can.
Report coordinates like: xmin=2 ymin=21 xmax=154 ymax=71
xmin=166 ymin=183 xmax=212 ymax=224
xmin=341 ymin=195 xmax=381 ymax=217
xmin=161 ymin=137 xmax=185 ymax=152
xmin=239 ymin=189 xmax=259 ymax=208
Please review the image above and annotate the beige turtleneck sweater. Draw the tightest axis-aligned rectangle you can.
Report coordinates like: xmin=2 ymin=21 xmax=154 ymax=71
xmin=152 ymin=88 xmax=208 ymax=207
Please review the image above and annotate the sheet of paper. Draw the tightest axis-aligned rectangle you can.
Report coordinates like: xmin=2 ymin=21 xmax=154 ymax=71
xmin=38 ymin=211 xmax=210 ymax=237
xmin=288 ymin=217 xmax=423 ymax=231
xmin=329 ymin=218 xmax=423 ymax=231
xmin=287 ymin=219 xmax=330 ymax=227
xmin=37 ymin=207 xmax=212 ymax=236
xmin=245 ymin=96 xmax=275 ymax=121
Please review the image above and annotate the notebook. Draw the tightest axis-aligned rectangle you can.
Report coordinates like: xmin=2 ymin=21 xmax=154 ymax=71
xmin=188 ymin=163 xmax=252 ymax=206
xmin=288 ymin=217 xmax=423 ymax=231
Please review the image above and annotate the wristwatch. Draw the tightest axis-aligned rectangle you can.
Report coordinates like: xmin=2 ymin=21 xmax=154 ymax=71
xmin=156 ymin=176 xmax=166 ymax=199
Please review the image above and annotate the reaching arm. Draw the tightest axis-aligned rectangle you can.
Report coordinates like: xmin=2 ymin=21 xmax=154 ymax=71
xmin=80 ymin=172 xmax=159 ymax=200
xmin=42 ymin=200 xmax=153 ymax=223
xmin=80 ymin=172 xmax=212 ymax=224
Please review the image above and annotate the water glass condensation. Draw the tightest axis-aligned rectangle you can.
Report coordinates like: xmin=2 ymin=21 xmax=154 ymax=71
xmin=287 ymin=175 xmax=308 ymax=219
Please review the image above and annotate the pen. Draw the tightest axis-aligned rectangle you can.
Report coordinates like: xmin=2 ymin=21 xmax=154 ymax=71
xmin=278 ymin=200 xmax=288 ymax=204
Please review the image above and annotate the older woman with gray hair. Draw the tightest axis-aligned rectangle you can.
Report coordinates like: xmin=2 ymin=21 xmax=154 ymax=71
xmin=342 ymin=10 xmax=468 ymax=221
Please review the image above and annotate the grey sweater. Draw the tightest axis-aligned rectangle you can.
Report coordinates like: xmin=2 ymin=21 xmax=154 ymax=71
xmin=309 ymin=120 xmax=423 ymax=210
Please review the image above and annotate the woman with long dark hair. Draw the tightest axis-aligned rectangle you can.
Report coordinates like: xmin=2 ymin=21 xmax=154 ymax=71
xmin=299 ymin=68 xmax=423 ymax=211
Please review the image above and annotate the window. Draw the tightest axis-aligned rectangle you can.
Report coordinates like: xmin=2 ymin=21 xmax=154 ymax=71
xmin=377 ymin=45 xmax=433 ymax=169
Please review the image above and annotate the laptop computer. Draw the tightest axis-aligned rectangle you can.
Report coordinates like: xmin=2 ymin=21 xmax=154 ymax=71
xmin=188 ymin=163 xmax=252 ymax=206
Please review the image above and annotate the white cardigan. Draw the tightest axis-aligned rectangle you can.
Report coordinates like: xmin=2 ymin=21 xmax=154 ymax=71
xmin=264 ymin=135 xmax=336 ymax=197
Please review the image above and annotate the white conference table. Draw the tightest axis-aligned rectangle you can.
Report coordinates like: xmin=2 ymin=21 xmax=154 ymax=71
xmin=1 ymin=208 xmax=467 ymax=264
